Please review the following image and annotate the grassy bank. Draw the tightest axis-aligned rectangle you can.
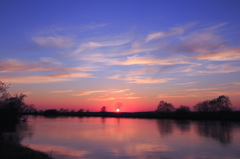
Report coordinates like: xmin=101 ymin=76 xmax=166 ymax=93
xmin=38 ymin=111 xmax=240 ymax=121
xmin=0 ymin=140 xmax=53 ymax=159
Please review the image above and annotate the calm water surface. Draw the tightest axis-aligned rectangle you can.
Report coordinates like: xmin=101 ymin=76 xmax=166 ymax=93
xmin=20 ymin=116 xmax=240 ymax=159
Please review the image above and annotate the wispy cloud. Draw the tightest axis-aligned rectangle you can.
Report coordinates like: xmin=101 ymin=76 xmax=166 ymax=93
xmin=23 ymin=91 xmax=33 ymax=95
xmin=174 ymin=81 xmax=198 ymax=85
xmin=186 ymin=88 xmax=219 ymax=91
xmin=50 ymin=90 xmax=72 ymax=93
xmin=69 ymin=35 xmax=133 ymax=55
xmin=158 ymin=89 xmax=240 ymax=98
xmin=113 ymin=89 xmax=130 ymax=93
xmin=146 ymin=27 xmax=184 ymax=42
xmin=32 ymin=36 xmax=73 ymax=49
xmin=190 ymin=48 xmax=240 ymax=61
xmin=125 ymin=93 xmax=135 ymax=96
xmin=125 ymin=97 xmax=142 ymax=99
xmin=109 ymin=74 xmax=174 ymax=84
xmin=73 ymin=90 xmax=108 ymax=96
xmin=198 ymin=63 xmax=240 ymax=75
xmin=74 ymin=89 xmax=131 ymax=96
xmin=87 ymin=97 xmax=115 ymax=101
xmin=172 ymin=28 xmax=225 ymax=54
xmin=158 ymin=92 xmax=219 ymax=98
xmin=222 ymin=82 xmax=240 ymax=86
xmin=0 ymin=58 xmax=96 ymax=73
xmin=1 ymin=72 xmax=91 ymax=83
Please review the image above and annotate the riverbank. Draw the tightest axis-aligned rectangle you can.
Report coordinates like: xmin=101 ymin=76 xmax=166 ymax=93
xmin=0 ymin=140 xmax=53 ymax=159
xmin=37 ymin=111 xmax=240 ymax=121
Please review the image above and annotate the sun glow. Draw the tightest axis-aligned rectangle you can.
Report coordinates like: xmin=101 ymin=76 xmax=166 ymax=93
xmin=116 ymin=109 xmax=120 ymax=112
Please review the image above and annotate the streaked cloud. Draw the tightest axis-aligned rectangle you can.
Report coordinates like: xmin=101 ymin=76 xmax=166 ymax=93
xmin=23 ymin=91 xmax=33 ymax=95
xmin=125 ymin=97 xmax=142 ymax=99
xmin=0 ymin=72 xmax=91 ymax=83
xmin=190 ymin=48 xmax=240 ymax=61
xmin=50 ymin=90 xmax=72 ymax=93
xmin=146 ymin=27 xmax=184 ymax=42
xmin=87 ymin=97 xmax=115 ymax=101
xmin=222 ymin=82 xmax=240 ymax=86
xmin=32 ymin=36 xmax=73 ymax=49
xmin=173 ymin=29 xmax=225 ymax=54
xmin=158 ymin=89 xmax=240 ymax=98
xmin=187 ymin=88 xmax=219 ymax=91
xmin=69 ymin=35 xmax=133 ymax=55
xmin=109 ymin=74 xmax=173 ymax=84
xmin=174 ymin=81 xmax=197 ymax=85
xmin=186 ymin=63 xmax=240 ymax=76
xmin=0 ymin=58 xmax=95 ymax=73
xmin=125 ymin=93 xmax=135 ymax=96
xmin=74 ymin=90 xmax=108 ymax=96
xmin=113 ymin=89 xmax=130 ymax=93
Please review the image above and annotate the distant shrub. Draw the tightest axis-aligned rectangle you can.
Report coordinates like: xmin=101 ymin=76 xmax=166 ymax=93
xmin=42 ymin=109 xmax=59 ymax=116
xmin=0 ymin=81 xmax=36 ymax=132
xmin=156 ymin=101 xmax=175 ymax=112
xmin=194 ymin=95 xmax=233 ymax=112
xmin=176 ymin=105 xmax=190 ymax=113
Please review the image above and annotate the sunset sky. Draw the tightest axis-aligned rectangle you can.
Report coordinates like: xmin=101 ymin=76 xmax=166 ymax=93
xmin=1 ymin=0 xmax=240 ymax=112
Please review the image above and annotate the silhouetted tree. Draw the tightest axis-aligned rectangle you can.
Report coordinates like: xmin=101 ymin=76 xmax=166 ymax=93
xmin=194 ymin=100 xmax=210 ymax=112
xmin=39 ymin=110 xmax=44 ymax=114
xmin=101 ymin=106 xmax=106 ymax=112
xmin=176 ymin=105 xmax=190 ymax=113
xmin=0 ymin=82 xmax=35 ymax=132
xmin=78 ymin=109 xmax=84 ymax=113
xmin=156 ymin=101 xmax=175 ymax=112
xmin=209 ymin=95 xmax=233 ymax=112
xmin=43 ymin=109 xmax=59 ymax=116
xmin=0 ymin=81 xmax=6 ymax=92
xmin=194 ymin=95 xmax=233 ymax=112
xmin=59 ymin=108 xmax=69 ymax=113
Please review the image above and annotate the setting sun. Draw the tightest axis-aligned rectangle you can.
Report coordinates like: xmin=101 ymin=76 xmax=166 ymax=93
xmin=116 ymin=109 xmax=120 ymax=112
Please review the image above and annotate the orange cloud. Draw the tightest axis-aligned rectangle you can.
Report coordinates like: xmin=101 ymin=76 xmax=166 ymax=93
xmin=174 ymin=81 xmax=197 ymax=85
xmin=190 ymin=48 xmax=240 ymax=61
xmin=70 ymin=35 xmax=132 ymax=55
xmin=87 ymin=97 xmax=115 ymax=101
xmin=125 ymin=97 xmax=142 ymax=99
xmin=125 ymin=93 xmax=135 ymax=96
xmin=158 ymin=89 xmax=240 ymax=98
xmin=187 ymin=63 xmax=240 ymax=75
xmin=113 ymin=89 xmax=130 ymax=93
xmin=73 ymin=90 xmax=108 ymax=96
xmin=222 ymin=82 xmax=240 ymax=86
xmin=146 ymin=27 xmax=184 ymax=42
xmin=109 ymin=74 xmax=173 ymax=84
xmin=186 ymin=88 xmax=219 ymax=91
xmin=32 ymin=36 xmax=73 ymax=49
xmin=23 ymin=91 xmax=33 ymax=95
xmin=49 ymin=90 xmax=72 ymax=93
xmin=0 ymin=72 xmax=91 ymax=83
xmin=0 ymin=58 xmax=98 ymax=73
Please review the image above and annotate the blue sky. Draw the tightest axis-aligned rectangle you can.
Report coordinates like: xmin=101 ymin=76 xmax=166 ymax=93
xmin=1 ymin=0 xmax=240 ymax=111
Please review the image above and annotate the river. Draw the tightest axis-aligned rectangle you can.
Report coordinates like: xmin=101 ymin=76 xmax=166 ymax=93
xmin=17 ymin=116 xmax=240 ymax=159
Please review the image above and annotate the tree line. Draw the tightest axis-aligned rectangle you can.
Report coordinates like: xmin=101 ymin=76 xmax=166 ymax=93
xmin=0 ymin=82 xmax=37 ymax=133
xmin=0 ymin=81 xmax=236 ymax=122
xmin=156 ymin=95 xmax=233 ymax=113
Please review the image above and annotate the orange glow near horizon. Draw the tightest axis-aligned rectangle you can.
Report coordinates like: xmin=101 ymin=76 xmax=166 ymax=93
xmin=116 ymin=109 xmax=120 ymax=112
